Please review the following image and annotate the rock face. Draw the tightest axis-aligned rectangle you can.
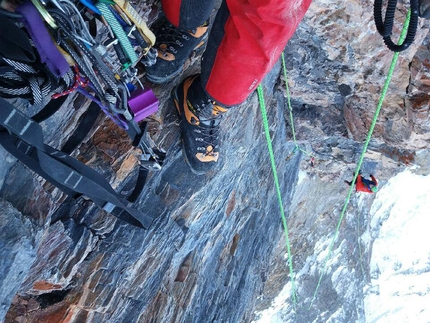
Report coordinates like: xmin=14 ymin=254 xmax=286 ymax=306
xmin=1 ymin=0 xmax=430 ymax=322
xmin=0 ymin=200 xmax=43 ymax=319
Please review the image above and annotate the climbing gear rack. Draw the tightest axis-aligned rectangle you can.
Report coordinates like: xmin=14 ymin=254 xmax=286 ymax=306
xmin=0 ymin=0 xmax=164 ymax=228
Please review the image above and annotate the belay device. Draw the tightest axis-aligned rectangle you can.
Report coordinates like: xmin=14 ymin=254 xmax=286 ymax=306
xmin=0 ymin=0 xmax=165 ymax=229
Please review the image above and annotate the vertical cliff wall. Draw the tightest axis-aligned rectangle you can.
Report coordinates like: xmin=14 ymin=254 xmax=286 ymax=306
xmin=1 ymin=0 xmax=430 ymax=322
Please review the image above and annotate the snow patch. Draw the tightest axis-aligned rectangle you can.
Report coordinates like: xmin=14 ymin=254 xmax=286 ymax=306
xmin=253 ymin=169 xmax=430 ymax=323
xmin=364 ymin=170 xmax=430 ymax=323
xmin=297 ymin=170 xmax=307 ymax=186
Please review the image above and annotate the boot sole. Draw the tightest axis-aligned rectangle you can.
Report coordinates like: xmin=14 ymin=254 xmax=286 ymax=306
xmin=146 ymin=65 xmax=183 ymax=84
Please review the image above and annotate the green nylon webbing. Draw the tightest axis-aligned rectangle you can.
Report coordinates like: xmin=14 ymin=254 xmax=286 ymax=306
xmin=96 ymin=2 xmax=138 ymax=64
xmin=257 ymin=85 xmax=297 ymax=306
xmin=308 ymin=9 xmax=412 ymax=309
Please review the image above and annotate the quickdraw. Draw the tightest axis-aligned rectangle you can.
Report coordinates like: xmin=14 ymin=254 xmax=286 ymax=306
xmin=0 ymin=0 xmax=164 ymax=228
xmin=374 ymin=0 xmax=419 ymax=52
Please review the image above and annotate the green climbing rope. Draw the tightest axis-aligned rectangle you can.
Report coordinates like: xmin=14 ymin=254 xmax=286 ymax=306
xmin=281 ymin=52 xmax=314 ymax=159
xmin=308 ymin=9 xmax=412 ymax=309
xmin=257 ymin=85 xmax=297 ymax=306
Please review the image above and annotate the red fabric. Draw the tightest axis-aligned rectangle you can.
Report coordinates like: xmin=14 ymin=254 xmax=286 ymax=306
xmin=206 ymin=0 xmax=312 ymax=106
xmin=356 ymin=175 xmax=378 ymax=193
xmin=162 ymin=0 xmax=181 ymax=27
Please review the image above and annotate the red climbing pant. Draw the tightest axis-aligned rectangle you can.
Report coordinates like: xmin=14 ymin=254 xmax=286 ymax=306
xmin=161 ymin=0 xmax=312 ymax=106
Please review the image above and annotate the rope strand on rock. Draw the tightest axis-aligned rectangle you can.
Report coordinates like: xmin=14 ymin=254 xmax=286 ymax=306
xmin=257 ymin=85 xmax=298 ymax=307
xmin=258 ymin=8 xmax=410 ymax=309
xmin=281 ymin=52 xmax=315 ymax=160
xmin=308 ymin=9 xmax=411 ymax=310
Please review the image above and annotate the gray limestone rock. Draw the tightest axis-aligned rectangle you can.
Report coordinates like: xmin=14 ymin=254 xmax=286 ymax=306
xmin=1 ymin=0 xmax=430 ymax=322
xmin=0 ymin=199 xmax=43 ymax=319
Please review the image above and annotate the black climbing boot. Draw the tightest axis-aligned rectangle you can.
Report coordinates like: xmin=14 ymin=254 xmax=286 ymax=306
xmin=145 ymin=18 xmax=209 ymax=84
xmin=173 ymin=75 xmax=228 ymax=174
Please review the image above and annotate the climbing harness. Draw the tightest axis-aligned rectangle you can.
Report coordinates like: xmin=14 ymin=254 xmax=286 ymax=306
xmin=0 ymin=0 xmax=164 ymax=228
xmin=374 ymin=0 xmax=419 ymax=52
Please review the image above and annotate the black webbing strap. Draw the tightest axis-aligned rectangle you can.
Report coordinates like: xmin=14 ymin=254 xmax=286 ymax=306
xmin=0 ymin=17 xmax=36 ymax=63
xmin=31 ymin=96 xmax=69 ymax=123
xmin=0 ymin=98 xmax=153 ymax=229
xmin=60 ymin=100 xmax=100 ymax=154
xmin=31 ymin=96 xmax=100 ymax=153
xmin=127 ymin=165 xmax=149 ymax=203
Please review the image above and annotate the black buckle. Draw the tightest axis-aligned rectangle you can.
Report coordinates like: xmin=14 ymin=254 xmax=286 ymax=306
xmin=16 ymin=139 xmax=34 ymax=155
